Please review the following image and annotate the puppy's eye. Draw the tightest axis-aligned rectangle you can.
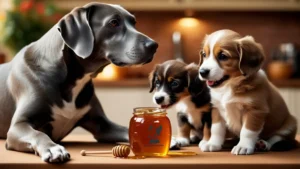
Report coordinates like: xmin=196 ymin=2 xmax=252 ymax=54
xmin=170 ymin=81 xmax=179 ymax=88
xmin=201 ymin=51 xmax=206 ymax=58
xmin=155 ymin=80 xmax=160 ymax=87
xmin=218 ymin=53 xmax=228 ymax=61
xmin=109 ymin=19 xmax=120 ymax=28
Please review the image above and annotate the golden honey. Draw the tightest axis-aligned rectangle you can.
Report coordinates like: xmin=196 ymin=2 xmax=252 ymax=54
xmin=129 ymin=107 xmax=171 ymax=157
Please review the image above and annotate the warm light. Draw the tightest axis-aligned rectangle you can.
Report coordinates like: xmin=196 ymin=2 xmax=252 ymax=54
xmin=178 ymin=17 xmax=200 ymax=28
xmin=96 ymin=64 xmax=118 ymax=80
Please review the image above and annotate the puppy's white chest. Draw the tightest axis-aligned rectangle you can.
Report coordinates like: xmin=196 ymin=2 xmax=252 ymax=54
xmin=211 ymin=85 xmax=232 ymax=113
xmin=50 ymin=75 xmax=92 ymax=141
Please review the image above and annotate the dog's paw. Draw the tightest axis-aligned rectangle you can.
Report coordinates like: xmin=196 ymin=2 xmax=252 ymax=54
xmin=199 ymin=141 xmax=222 ymax=152
xmin=255 ymin=139 xmax=271 ymax=152
xmin=176 ymin=137 xmax=190 ymax=147
xmin=170 ymin=137 xmax=181 ymax=150
xmin=41 ymin=144 xmax=70 ymax=163
xmin=198 ymin=140 xmax=207 ymax=149
xmin=231 ymin=144 xmax=254 ymax=155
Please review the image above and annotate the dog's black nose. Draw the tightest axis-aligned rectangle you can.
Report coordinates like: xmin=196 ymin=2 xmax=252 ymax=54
xmin=145 ymin=40 xmax=158 ymax=52
xmin=200 ymin=69 xmax=210 ymax=78
xmin=155 ymin=96 xmax=164 ymax=104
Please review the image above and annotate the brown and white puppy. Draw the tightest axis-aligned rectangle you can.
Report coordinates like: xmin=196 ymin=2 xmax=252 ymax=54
xmin=149 ymin=60 xmax=211 ymax=147
xmin=198 ymin=29 xmax=297 ymax=155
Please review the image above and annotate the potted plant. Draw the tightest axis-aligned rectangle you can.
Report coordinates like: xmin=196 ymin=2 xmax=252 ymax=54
xmin=0 ymin=0 xmax=63 ymax=54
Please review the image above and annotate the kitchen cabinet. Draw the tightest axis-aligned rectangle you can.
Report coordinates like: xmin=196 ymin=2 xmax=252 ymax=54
xmin=53 ymin=0 xmax=300 ymax=11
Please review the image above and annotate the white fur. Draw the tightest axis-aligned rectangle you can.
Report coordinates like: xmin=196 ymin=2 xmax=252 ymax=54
xmin=199 ymin=31 xmax=225 ymax=81
xmin=175 ymin=96 xmax=202 ymax=129
xmin=51 ymin=74 xmax=92 ymax=141
xmin=231 ymin=127 xmax=259 ymax=155
xmin=153 ymin=87 xmax=170 ymax=106
xmin=176 ymin=137 xmax=190 ymax=147
xmin=200 ymin=122 xmax=226 ymax=152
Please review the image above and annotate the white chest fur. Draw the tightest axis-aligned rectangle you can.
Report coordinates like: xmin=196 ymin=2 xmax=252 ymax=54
xmin=175 ymin=96 xmax=202 ymax=129
xmin=210 ymin=84 xmax=252 ymax=133
xmin=51 ymin=74 xmax=92 ymax=141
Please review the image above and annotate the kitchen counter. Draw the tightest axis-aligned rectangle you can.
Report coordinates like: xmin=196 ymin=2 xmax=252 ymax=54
xmin=1 ymin=135 xmax=299 ymax=169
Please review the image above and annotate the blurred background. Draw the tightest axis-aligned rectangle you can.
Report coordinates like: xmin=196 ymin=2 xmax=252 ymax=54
xmin=0 ymin=0 xmax=300 ymax=137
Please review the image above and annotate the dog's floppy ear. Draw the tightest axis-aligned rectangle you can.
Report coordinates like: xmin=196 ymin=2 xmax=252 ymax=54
xmin=57 ymin=7 xmax=94 ymax=59
xmin=236 ymin=36 xmax=265 ymax=76
xmin=149 ymin=64 xmax=160 ymax=93
xmin=185 ymin=63 xmax=203 ymax=96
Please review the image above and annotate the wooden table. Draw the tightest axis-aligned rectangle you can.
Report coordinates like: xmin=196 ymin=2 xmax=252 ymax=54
xmin=1 ymin=135 xmax=299 ymax=169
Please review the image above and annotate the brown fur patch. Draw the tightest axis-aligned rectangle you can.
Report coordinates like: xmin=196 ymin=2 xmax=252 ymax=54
xmin=211 ymin=108 xmax=222 ymax=124
xmin=203 ymin=123 xmax=211 ymax=141
xmin=177 ymin=124 xmax=191 ymax=138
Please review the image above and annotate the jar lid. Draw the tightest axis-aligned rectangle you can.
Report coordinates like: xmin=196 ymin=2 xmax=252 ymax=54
xmin=133 ymin=107 xmax=167 ymax=116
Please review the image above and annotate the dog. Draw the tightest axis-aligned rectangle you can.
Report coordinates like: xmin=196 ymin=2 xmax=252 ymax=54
xmin=149 ymin=60 xmax=211 ymax=148
xmin=198 ymin=29 xmax=297 ymax=155
xmin=0 ymin=3 xmax=158 ymax=163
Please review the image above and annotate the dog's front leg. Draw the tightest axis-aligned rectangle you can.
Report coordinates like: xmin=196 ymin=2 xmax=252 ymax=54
xmin=6 ymin=122 xmax=70 ymax=163
xmin=176 ymin=112 xmax=191 ymax=147
xmin=199 ymin=108 xmax=226 ymax=152
xmin=231 ymin=111 xmax=267 ymax=155
xmin=78 ymin=95 xmax=128 ymax=143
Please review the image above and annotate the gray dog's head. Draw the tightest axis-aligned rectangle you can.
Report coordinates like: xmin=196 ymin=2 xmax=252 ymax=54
xmin=57 ymin=3 xmax=158 ymax=72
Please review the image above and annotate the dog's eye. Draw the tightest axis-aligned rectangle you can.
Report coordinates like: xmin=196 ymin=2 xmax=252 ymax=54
xmin=218 ymin=53 xmax=228 ymax=61
xmin=170 ymin=81 xmax=179 ymax=88
xmin=109 ymin=19 xmax=120 ymax=28
xmin=201 ymin=51 xmax=206 ymax=58
xmin=155 ymin=80 xmax=160 ymax=87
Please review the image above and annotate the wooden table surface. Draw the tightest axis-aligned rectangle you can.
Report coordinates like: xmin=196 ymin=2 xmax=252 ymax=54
xmin=1 ymin=135 xmax=299 ymax=169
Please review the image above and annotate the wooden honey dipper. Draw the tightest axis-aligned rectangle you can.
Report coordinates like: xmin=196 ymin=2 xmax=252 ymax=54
xmin=81 ymin=145 xmax=131 ymax=157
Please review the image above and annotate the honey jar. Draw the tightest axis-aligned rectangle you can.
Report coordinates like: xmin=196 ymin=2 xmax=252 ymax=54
xmin=129 ymin=107 xmax=171 ymax=157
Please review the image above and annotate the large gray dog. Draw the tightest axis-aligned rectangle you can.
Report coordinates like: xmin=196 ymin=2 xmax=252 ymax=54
xmin=0 ymin=3 xmax=157 ymax=163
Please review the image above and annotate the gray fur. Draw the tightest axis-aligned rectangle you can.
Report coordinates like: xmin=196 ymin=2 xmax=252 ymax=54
xmin=0 ymin=2 xmax=157 ymax=163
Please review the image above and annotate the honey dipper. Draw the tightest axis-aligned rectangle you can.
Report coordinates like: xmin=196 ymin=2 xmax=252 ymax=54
xmin=81 ymin=145 xmax=131 ymax=157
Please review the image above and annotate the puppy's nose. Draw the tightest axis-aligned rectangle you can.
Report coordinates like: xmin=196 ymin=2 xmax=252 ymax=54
xmin=199 ymin=69 xmax=210 ymax=78
xmin=155 ymin=96 xmax=164 ymax=104
xmin=145 ymin=40 xmax=158 ymax=52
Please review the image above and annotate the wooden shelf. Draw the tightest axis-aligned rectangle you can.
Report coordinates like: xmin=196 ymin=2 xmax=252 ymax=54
xmin=92 ymin=78 xmax=300 ymax=88
xmin=92 ymin=78 xmax=149 ymax=88
xmin=271 ymin=79 xmax=300 ymax=88
xmin=53 ymin=0 xmax=300 ymax=11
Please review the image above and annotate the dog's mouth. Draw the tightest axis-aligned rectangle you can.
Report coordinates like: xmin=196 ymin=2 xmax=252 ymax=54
xmin=207 ymin=75 xmax=230 ymax=87
xmin=160 ymin=104 xmax=172 ymax=109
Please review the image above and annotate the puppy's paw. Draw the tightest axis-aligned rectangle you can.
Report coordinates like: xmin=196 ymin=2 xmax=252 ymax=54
xmin=41 ymin=144 xmax=70 ymax=163
xmin=231 ymin=144 xmax=254 ymax=155
xmin=199 ymin=141 xmax=222 ymax=152
xmin=176 ymin=137 xmax=190 ymax=147
xmin=255 ymin=139 xmax=271 ymax=152
xmin=198 ymin=140 xmax=207 ymax=149
xmin=170 ymin=137 xmax=181 ymax=150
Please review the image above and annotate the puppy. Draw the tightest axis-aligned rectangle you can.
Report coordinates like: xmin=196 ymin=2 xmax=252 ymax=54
xmin=149 ymin=60 xmax=211 ymax=147
xmin=198 ymin=29 xmax=297 ymax=155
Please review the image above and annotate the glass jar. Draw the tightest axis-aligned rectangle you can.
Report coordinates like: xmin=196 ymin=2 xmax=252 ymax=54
xmin=129 ymin=107 xmax=171 ymax=157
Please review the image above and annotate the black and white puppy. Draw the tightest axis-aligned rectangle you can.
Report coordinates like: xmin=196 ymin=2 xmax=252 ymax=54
xmin=149 ymin=60 xmax=211 ymax=147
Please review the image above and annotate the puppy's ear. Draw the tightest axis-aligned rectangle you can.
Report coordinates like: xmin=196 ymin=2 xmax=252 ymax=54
xmin=185 ymin=63 xmax=203 ymax=96
xmin=236 ymin=36 xmax=265 ymax=76
xmin=57 ymin=7 xmax=94 ymax=59
xmin=149 ymin=64 xmax=160 ymax=93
